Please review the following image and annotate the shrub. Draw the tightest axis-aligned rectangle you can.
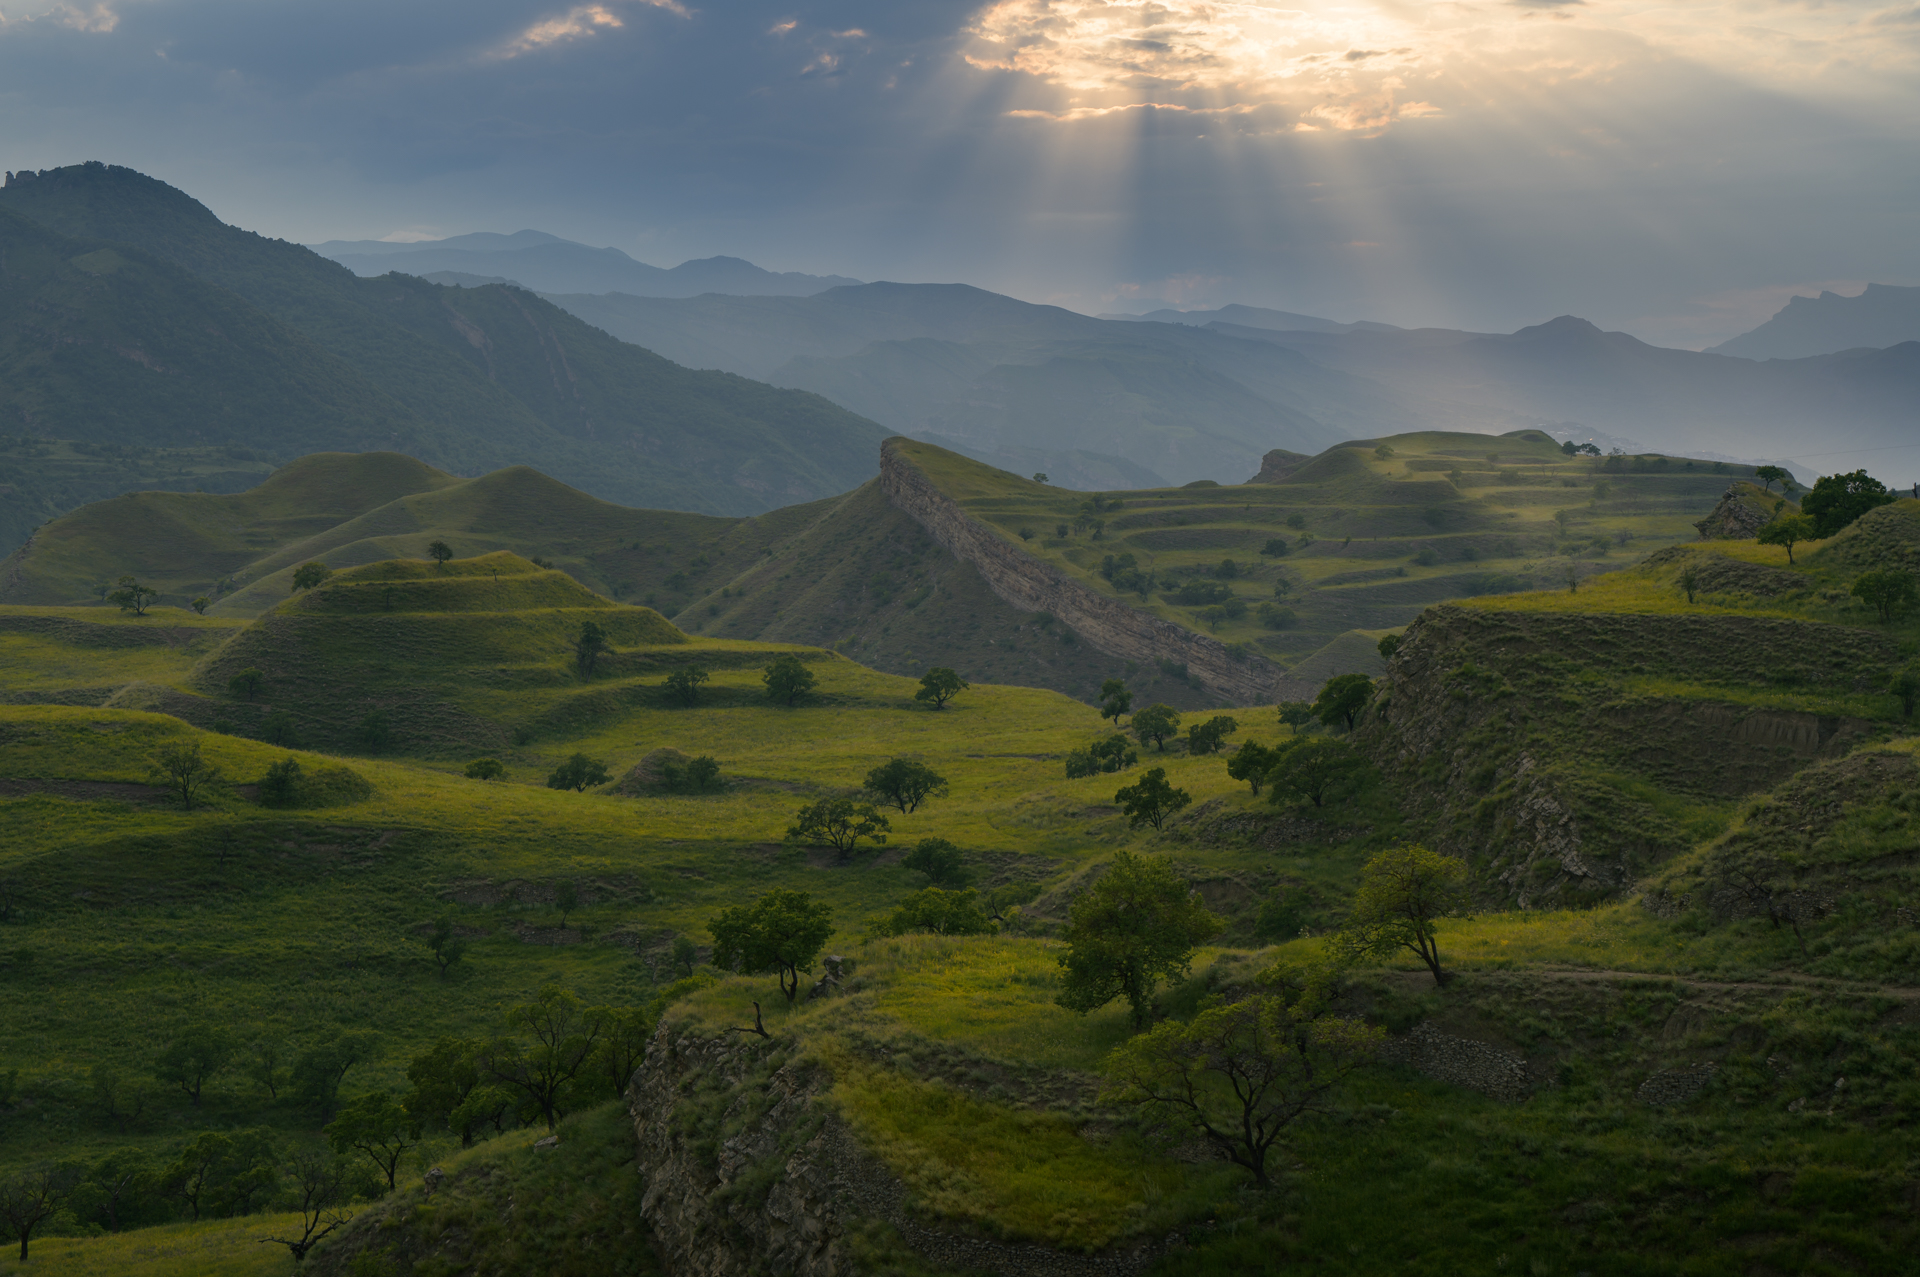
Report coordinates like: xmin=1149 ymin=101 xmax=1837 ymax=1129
xmin=1065 ymin=734 xmax=1137 ymax=777
xmin=901 ymin=837 xmax=970 ymax=888
xmin=1853 ymin=570 xmax=1917 ymax=623
xmin=1261 ymin=538 xmax=1291 ymax=557
xmin=547 ymin=754 xmax=611 ymax=791
xmin=663 ymin=667 xmax=709 ymax=706
xmin=658 ymin=755 xmax=723 ymax=793
xmin=1257 ymin=602 xmax=1297 ymax=630
xmin=872 ymin=888 xmax=992 ymax=937
xmin=465 ymin=758 xmax=506 ymax=781
xmin=1185 ymin=715 xmax=1238 ymax=756
xmin=764 ymin=653 xmax=817 ymax=706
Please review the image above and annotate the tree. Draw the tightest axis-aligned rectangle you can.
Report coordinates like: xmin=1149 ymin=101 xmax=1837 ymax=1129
xmin=79 ymin=1147 xmax=151 ymax=1231
xmin=873 ymin=887 xmax=992 ymax=937
xmin=353 ymin=709 xmax=392 ymax=753
xmin=150 ymin=741 xmax=221 ymax=811
xmin=260 ymin=1151 xmax=352 ymax=1262
xmin=1033 ymin=472 xmax=1048 ymax=483
xmin=1756 ymin=513 xmax=1816 ymax=564
xmin=406 ymin=1038 xmax=510 ymax=1148
xmin=428 ymin=540 xmax=454 ymax=570
xmin=1276 ymin=701 xmax=1316 ymax=732
xmin=244 ymin=1040 xmax=289 ymax=1101
xmin=575 ymin=620 xmax=610 ymax=678
xmin=227 ymin=667 xmax=264 ymax=701
xmin=864 ymin=758 xmax=949 ymax=814
xmin=554 ymin=880 xmax=580 ymax=926
xmin=915 ymin=667 xmax=970 ymax=709
xmin=1260 ymin=538 xmax=1292 ymax=557
xmin=0 ymin=1165 xmax=76 ymax=1260
xmin=155 ymin=1025 xmax=234 ymax=1107
xmin=708 ymin=889 xmax=835 ymax=1003
xmin=481 ymin=987 xmax=608 ymax=1131
xmin=424 ymin=914 xmax=467 ymax=978
xmin=263 ymin=710 xmax=298 ymax=747
xmin=546 ymin=753 xmax=611 ymax=791
xmin=1226 ymin=741 xmax=1279 ymax=795
xmin=1853 ymin=570 xmax=1917 ymax=623
xmin=901 ymin=837 xmax=970 ymax=888
xmin=1753 ymin=464 xmax=1790 ymax=492
xmin=664 ymin=666 xmax=709 ymax=705
xmin=1098 ymin=678 xmax=1132 ymax=725
xmin=1056 ymin=851 xmax=1221 ymax=1028
xmin=1115 ymin=767 xmax=1192 ymax=832
xmin=1802 ymin=469 xmax=1894 ymax=537
xmin=1329 ymin=844 xmax=1469 ymax=986
xmin=1314 ymin=673 xmax=1373 ymax=733
xmin=786 ymin=796 xmax=890 ymax=858
xmin=764 ymin=653 xmax=816 ymax=706
xmin=1376 ymin=632 xmax=1401 ymax=661
xmin=1133 ymin=704 xmax=1181 ymax=751
xmin=670 ymin=935 xmax=700 ymax=977
xmin=190 ymin=596 xmax=210 ymax=615
xmin=290 ymin=562 xmax=331 ymax=592
xmin=658 ymin=754 xmax=723 ymax=793
xmin=465 ymin=757 xmax=506 ymax=780
xmin=1065 ymin=734 xmax=1138 ymax=777
xmin=107 ymin=574 xmax=160 ymax=615
xmin=1265 ymin=737 xmax=1367 ymax=810
xmin=590 ymin=1006 xmax=654 ymax=1100
xmin=1100 ymin=990 xmax=1385 ymax=1187
xmin=291 ymin=1030 xmax=380 ymax=1114
xmin=258 ymin=757 xmax=305 ymax=808
xmin=1186 ymin=715 xmax=1239 ymax=756
xmin=1679 ymin=564 xmax=1701 ymax=604
xmin=1891 ymin=668 xmax=1920 ymax=719
xmin=160 ymin=1130 xmax=275 ymax=1220
xmin=325 ymin=1091 xmax=417 ymax=1192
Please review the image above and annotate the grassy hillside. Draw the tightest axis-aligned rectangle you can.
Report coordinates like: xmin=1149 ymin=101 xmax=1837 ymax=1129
xmin=0 ymin=163 xmax=889 ymax=521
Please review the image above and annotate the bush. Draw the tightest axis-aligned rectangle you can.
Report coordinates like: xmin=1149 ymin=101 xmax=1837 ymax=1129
xmin=1171 ymin=580 xmax=1233 ymax=606
xmin=1065 ymin=734 xmax=1137 ymax=778
xmin=1257 ymin=602 xmax=1297 ymax=630
xmin=901 ymin=838 xmax=970 ymax=887
xmin=1261 ymin=538 xmax=1292 ymax=557
xmin=465 ymin=758 xmax=506 ymax=781
xmin=547 ymin=754 xmax=611 ymax=791
xmin=872 ymin=888 xmax=992 ymax=937
xmin=257 ymin=757 xmax=374 ymax=809
xmin=658 ymin=754 xmax=723 ymax=793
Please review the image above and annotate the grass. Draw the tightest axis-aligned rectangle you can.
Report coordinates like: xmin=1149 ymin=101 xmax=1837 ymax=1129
xmin=0 ymin=1214 xmax=306 ymax=1277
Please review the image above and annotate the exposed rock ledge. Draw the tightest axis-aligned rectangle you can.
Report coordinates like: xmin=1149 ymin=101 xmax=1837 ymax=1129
xmin=630 ymin=1027 xmax=1169 ymax=1276
xmin=879 ymin=440 xmax=1312 ymax=706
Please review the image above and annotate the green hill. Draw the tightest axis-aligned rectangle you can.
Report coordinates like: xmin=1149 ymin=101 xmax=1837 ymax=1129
xmin=0 ymin=162 xmax=890 ymax=522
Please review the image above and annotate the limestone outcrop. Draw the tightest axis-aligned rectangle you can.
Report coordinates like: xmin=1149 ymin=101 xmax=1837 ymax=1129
xmin=1694 ymin=483 xmax=1779 ymax=539
xmin=878 ymin=440 xmax=1313 ymax=706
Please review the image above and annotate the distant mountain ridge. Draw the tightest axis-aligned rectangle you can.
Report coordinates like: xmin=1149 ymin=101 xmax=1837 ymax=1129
xmin=1708 ymin=283 xmax=1920 ymax=360
xmin=309 ymin=229 xmax=864 ymax=298
xmin=1105 ymin=303 xmax=1402 ymax=335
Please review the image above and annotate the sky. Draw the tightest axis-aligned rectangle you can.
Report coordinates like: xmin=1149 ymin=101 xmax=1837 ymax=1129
xmin=1 ymin=0 xmax=1916 ymax=347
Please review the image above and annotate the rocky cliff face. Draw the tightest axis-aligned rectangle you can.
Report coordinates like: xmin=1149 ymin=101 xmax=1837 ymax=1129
xmin=879 ymin=441 xmax=1312 ymax=706
xmin=1694 ymin=482 xmax=1781 ymax=539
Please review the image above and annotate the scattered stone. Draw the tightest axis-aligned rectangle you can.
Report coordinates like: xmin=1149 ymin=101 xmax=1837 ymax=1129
xmin=533 ymin=1135 xmax=560 ymax=1150
xmin=1637 ymin=1062 xmax=1717 ymax=1107
xmin=1385 ymin=1023 xmax=1532 ymax=1102
xmin=423 ymin=1166 xmax=445 ymax=1197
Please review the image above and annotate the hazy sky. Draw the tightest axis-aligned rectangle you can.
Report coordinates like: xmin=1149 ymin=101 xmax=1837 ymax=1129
xmin=2 ymin=0 xmax=1916 ymax=346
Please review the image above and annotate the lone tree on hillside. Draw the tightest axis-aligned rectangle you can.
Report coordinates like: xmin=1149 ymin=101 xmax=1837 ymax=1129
xmin=1853 ymin=570 xmax=1918 ymax=623
xmin=546 ymin=753 xmax=611 ymax=791
xmin=1802 ymin=469 xmax=1895 ymax=537
xmin=465 ymin=757 xmax=506 ymax=781
xmin=786 ymin=796 xmax=890 ymax=858
xmin=1132 ymin=704 xmax=1181 ymax=751
xmin=1756 ymin=513 xmax=1816 ymax=564
xmin=864 ymin=758 xmax=949 ymax=814
xmin=1313 ymin=673 xmax=1373 ymax=733
xmin=1330 ymin=844 xmax=1469 ymax=986
xmin=575 ymin=620 xmax=610 ymax=678
xmin=227 ymin=667 xmax=264 ymax=702
xmin=190 ymin=596 xmax=210 ymax=615
xmin=1679 ymin=564 xmax=1701 ymax=604
xmin=1056 ymin=850 xmax=1221 ymax=1028
xmin=1186 ymin=715 xmax=1239 ymax=756
xmin=1114 ymin=767 xmax=1191 ymax=832
xmin=1753 ymin=464 xmax=1790 ymax=492
xmin=149 ymin=741 xmax=221 ymax=811
xmin=1376 ymin=633 xmax=1402 ymax=661
xmin=1100 ymin=984 xmax=1384 ymax=1188
xmin=915 ymin=667 xmax=970 ymax=709
xmin=428 ymin=540 xmax=454 ymax=570
xmin=0 ymin=1165 xmax=78 ymax=1261
xmin=1226 ymin=741 xmax=1280 ymax=795
xmin=290 ymin=562 xmax=331 ymax=592
xmin=671 ymin=935 xmax=700 ymax=977
xmin=1266 ymin=737 xmax=1368 ymax=810
xmin=664 ymin=666 xmax=709 ymax=706
xmin=325 ymin=1091 xmax=417 ymax=1192
xmin=901 ymin=837 xmax=970 ymax=888
xmin=479 ymin=987 xmax=608 ymax=1131
xmin=764 ymin=653 xmax=817 ymax=706
xmin=107 ymin=575 xmax=159 ymax=615
xmin=1099 ymin=679 xmax=1133 ymax=726
xmin=708 ymin=889 xmax=835 ymax=1003
xmin=424 ymin=915 xmax=467 ymax=978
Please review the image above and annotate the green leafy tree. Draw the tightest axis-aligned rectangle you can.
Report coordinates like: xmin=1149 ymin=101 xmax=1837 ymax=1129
xmin=786 ymin=796 xmax=890 ymax=858
xmin=1756 ymin=513 xmax=1816 ymax=564
xmin=1853 ymin=570 xmax=1918 ymax=623
xmin=590 ymin=1006 xmax=654 ymax=1100
xmin=148 ymin=741 xmax=221 ymax=811
xmin=77 ymin=1147 xmax=152 ymax=1232
xmin=1226 ymin=741 xmax=1280 ymax=794
xmin=1276 ymin=701 xmax=1316 ymax=732
xmin=405 ymin=1038 xmax=509 ymax=1148
xmin=1753 ymin=464 xmax=1789 ymax=492
xmin=1132 ymin=704 xmax=1181 ymax=751
xmin=1261 ymin=538 xmax=1292 ymax=557
xmin=160 ymin=1133 xmax=229 ymax=1221
xmin=189 ymin=596 xmax=210 ymax=615
xmin=1329 ymin=844 xmax=1470 ymax=986
xmin=107 ymin=574 xmax=160 ymax=615
xmin=664 ymin=666 xmax=709 ymax=705
xmin=575 ymin=620 xmax=610 ymax=678
xmin=290 ymin=562 xmax=331 ymax=592
xmin=873 ymin=887 xmax=993 ymax=937
xmin=1679 ymin=564 xmax=1701 ymax=604
xmin=1100 ymin=989 xmax=1384 ymax=1187
xmin=1098 ymin=679 xmax=1133 ymax=725
xmin=1376 ymin=633 xmax=1402 ymax=661
xmin=262 ymin=710 xmax=298 ymax=747
xmin=1266 ymin=736 xmax=1368 ymax=809
xmin=0 ymin=1165 xmax=77 ymax=1260
xmin=1891 ymin=668 xmax=1920 ymax=719
xmin=708 ymin=889 xmax=835 ymax=1003
xmin=291 ymin=1029 xmax=380 ymax=1115
xmin=1114 ymin=767 xmax=1192 ymax=832
xmin=243 ymin=1040 xmax=289 ymax=1102
xmin=324 ymin=1092 xmax=416 ymax=1193
xmin=480 ymin=987 xmax=608 ymax=1131
xmin=864 ymin=758 xmax=949 ymax=814
xmin=1185 ymin=714 xmax=1239 ymax=755
xmin=258 ymin=757 xmax=304 ymax=807
xmin=1056 ymin=851 xmax=1222 ymax=1028
xmin=658 ymin=754 xmax=723 ymax=793
xmin=423 ymin=914 xmax=467 ymax=978
xmin=1313 ymin=673 xmax=1374 ymax=732
xmin=1802 ymin=469 xmax=1893 ymax=537
xmin=428 ymin=540 xmax=454 ymax=570
xmin=1064 ymin=734 xmax=1138 ymax=777
xmin=546 ymin=753 xmax=611 ymax=791
xmin=670 ymin=936 xmax=699 ymax=977
xmin=227 ymin=667 xmax=264 ymax=701
xmin=464 ymin=757 xmax=506 ymax=780
xmin=915 ymin=667 xmax=970 ymax=709
xmin=763 ymin=653 xmax=817 ymax=706
xmin=901 ymin=837 xmax=971 ymax=888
